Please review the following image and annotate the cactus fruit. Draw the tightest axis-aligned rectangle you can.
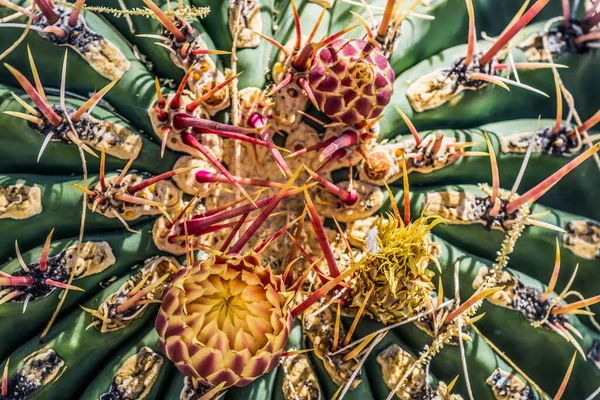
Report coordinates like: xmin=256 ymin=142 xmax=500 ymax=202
xmin=308 ymin=38 xmax=395 ymax=127
xmin=0 ymin=0 xmax=600 ymax=399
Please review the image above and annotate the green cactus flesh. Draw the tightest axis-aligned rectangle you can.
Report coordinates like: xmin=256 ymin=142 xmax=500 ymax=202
xmin=0 ymin=0 xmax=599 ymax=399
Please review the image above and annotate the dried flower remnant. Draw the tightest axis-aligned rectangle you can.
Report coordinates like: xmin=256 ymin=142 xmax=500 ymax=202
xmin=348 ymin=214 xmax=444 ymax=324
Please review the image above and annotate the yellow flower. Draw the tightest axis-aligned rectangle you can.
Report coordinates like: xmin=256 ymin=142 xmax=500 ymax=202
xmin=156 ymin=252 xmax=293 ymax=388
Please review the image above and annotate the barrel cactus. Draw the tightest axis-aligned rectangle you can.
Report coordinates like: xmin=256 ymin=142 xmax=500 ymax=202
xmin=1 ymin=0 xmax=600 ymax=399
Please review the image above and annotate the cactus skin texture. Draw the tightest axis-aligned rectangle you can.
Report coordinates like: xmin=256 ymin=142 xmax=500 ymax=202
xmin=0 ymin=0 xmax=599 ymax=400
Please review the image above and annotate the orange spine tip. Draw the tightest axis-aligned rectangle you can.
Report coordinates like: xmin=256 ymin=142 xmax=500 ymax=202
xmin=553 ymin=352 xmax=577 ymax=400
xmin=542 ymin=237 xmax=561 ymax=300
xmin=44 ymin=279 xmax=84 ymax=292
xmin=1 ymin=358 xmax=8 ymax=397
xmin=291 ymin=0 xmax=302 ymax=51
xmin=254 ymin=32 xmax=291 ymax=57
xmin=485 ymin=133 xmax=500 ymax=202
xmin=186 ymin=72 xmax=242 ymax=112
xmin=552 ymin=294 xmax=600 ymax=315
xmin=99 ymin=149 xmax=107 ymax=191
xmin=479 ymin=0 xmax=550 ymax=66
xmin=332 ymin=302 xmax=341 ymax=351
xmin=170 ymin=63 xmax=195 ymax=109
xmin=395 ymin=106 xmax=422 ymax=147
xmin=344 ymin=286 xmax=374 ymax=346
xmin=4 ymin=63 xmax=63 ymax=126
xmin=68 ymin=0 xmax=86 ymax=27
xmin=401 ymin=158 xmax=410 ymax=225
xmin=114 ymin=192 xmax=165 ymax=208
xmin=39 ymin=228 xmax=55 ymax=273
xmin=464 ymin=0 xmax=476 ymax=66
xmin=319 ymin=25 xmax=360 ymax=50
xmin=341 ymin=333 xmax=377 ymax=362
xmin=384 ymin=181 xmax=401 ymax=223
xmin=446 ymin=286 xmax=504 ymax=322
xmin=72 ymin=79 xmax=119 ymax=122
xmin=468 ymin=72 xmax=510 ymax=91
xmin=377 ymin=0 xmax=397 ymax=39
xmin=506 ymin=142 xmax=600 ymax=214
xmin=567 ymin=109 xmax=600 ymax=138
xmin=291 ymin=264 xmax=358 ymax=319
xmin=307 ymin=7 xmax=327 ymax=44
xmin=142 ymin=0 xmax=186 ymax=42
xmin=349 ymin=10 xmax=374 ymax=39
xmin=553 ymin=72 xmax=563 ymax=135
xmin=26 ymin=45 xmax=46 ymax=102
